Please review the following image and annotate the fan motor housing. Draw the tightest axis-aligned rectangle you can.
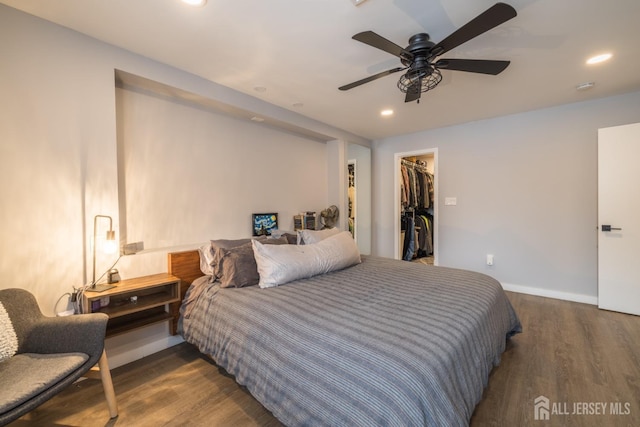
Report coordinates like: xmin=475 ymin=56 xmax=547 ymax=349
xmin=401 ymin=33 xmax=435 ymax=66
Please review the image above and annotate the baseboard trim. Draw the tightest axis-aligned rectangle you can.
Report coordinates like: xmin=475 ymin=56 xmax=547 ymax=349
xmin=105 ymin=325 xmax=184 ymax=369
xmin=501 ymin=282 xmax=598 ymax=306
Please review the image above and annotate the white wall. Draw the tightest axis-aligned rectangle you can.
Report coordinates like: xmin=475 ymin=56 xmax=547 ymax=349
xmin=373 ymin=91 xmax=640 ymax=303
xmin=116 ymin=86 xmax=327 ymax=251
xmin=0 ymin=5 xmax=120 ymax=314
xmin=0 ymin=5 xmax=335 ymax=366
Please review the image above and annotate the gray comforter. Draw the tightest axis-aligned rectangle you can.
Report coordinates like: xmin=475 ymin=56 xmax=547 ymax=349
xmin=180 ymin=256 xmax=521 ymax=426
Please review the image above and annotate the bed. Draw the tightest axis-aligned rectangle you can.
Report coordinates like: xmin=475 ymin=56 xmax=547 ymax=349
xmin=168 ymin=233 xmax=521 ymax=427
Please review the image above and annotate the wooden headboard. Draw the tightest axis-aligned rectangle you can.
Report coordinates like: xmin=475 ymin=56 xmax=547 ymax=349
xmin=167 ymin=249 xmax=202 ymax=334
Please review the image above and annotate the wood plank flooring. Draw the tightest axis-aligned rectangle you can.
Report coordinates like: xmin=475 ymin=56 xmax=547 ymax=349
xmin=470 ymin=292 xmax=639 ymax=427
xmin=10 ymin=292 xmax=640 ymax=427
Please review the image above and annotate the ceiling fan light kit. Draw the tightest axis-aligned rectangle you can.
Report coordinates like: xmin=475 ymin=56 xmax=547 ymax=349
xmin=339 ymin=2 xmax=518 ymax=103
xmin=397 ymin=66 xmax=442 ymax=102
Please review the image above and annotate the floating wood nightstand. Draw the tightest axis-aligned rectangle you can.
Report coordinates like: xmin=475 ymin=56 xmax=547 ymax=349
xmin=83 ymin=273 xmax=181 ymax=337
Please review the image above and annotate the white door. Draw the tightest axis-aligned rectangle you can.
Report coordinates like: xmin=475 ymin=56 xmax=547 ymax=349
xmin=598 ymin=123 xmax=640 ymax=315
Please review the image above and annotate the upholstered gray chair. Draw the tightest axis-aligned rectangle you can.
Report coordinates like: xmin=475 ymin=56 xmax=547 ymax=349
xmin=0 ymin=288 xmax=118 ymax=425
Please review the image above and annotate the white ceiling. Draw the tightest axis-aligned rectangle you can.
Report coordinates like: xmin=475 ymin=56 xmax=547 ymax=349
xmin=2 ymin=0 xmax=639 ymax=141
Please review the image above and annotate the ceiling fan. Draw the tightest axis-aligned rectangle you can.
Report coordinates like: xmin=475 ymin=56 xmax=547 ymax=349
xmin=339 ymin=2 xmax=517 ymax=103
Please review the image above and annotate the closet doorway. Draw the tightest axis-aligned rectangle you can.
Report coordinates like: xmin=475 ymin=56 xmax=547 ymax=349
xmin=348 ymin=160 xmax=356 ymax=240
xmin=395 ymin=149 xmax=438 ymax=265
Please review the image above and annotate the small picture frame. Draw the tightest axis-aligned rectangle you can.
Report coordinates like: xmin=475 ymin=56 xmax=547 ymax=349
xmin=252 ymin=213 xmax=278 ymax=236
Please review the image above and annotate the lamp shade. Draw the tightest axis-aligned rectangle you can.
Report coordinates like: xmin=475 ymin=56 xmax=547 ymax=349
xmin=103 ymin=230 xmax=117 ymax=254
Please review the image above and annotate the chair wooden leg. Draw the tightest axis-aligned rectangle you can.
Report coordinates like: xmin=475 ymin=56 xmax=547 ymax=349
xmin=98 ymin=350 xmax=119 ymax=418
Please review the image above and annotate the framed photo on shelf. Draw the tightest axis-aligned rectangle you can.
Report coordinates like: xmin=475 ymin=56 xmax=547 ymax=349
xmin=252 ymin=213 xmax=278 ymax=236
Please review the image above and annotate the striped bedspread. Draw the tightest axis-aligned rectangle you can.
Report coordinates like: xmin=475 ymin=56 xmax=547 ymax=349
xmin=180 ymin=256 xmax=521 ymax=426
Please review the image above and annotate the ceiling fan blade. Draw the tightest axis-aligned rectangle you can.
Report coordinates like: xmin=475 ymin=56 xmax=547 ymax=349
xmin=405 ymin=80 xmax=422 ymax=103
xmin=435 ymin=58 xmax=510 ymax=75
xmin=430 ymin=3 xmax=517 ymax=57
xmin=339 ymin=67 xmax=405 ymax=91
xmin=352 ymin=31 xmax=413 ymax=60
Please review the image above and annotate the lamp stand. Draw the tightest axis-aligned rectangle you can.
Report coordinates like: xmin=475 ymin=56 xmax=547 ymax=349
xmin=91 ymin=215 xmax=117 ymax=292
xmin=91 ymin=283 xmax=117 ymax=293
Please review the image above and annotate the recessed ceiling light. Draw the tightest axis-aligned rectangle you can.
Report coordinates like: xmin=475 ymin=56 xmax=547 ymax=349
xmin=586 ymin=53 xmax=612 ymax=65
xmin=576 ymin=82 xmax=595 ymax=91
xmin=381 ymin=109 xmax=394 ymax=116
xmin=181 ymin=0 xmax=207 ymax=6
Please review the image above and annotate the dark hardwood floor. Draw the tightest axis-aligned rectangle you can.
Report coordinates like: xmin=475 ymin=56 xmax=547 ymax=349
xmin=10 ymin=292 xmax=639 ymax=427
xmin=470 ymin=292 xmax=639 ymax=427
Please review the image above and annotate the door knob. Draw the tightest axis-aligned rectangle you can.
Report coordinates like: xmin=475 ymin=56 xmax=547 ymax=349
xmin=601 ymin=224 xmax=622 ymax=232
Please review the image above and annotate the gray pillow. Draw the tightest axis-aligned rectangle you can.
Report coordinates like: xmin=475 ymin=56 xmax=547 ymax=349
xmin=270 ymin=230 xmax=299 ymax=244
xmin=217 ymin=243 xmax=260 ymax=288
xmin=217 ymin=237 xmax=288 ymax=288
xmin=282 ymin=233 xmax=298 ymax=245
xmin=210 ymin=238 xmax=254 ymax=279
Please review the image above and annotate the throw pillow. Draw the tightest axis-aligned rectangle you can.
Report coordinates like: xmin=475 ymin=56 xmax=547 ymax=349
xmin=0 ymin=302 xmax=18 ymax=362
xmin=297 ymin=227 xmax=340 ymax=245
xmin=253 ymin=231 xmax=361 ymax=288
xmin=217 ymin=237 xmax=289 ymax=288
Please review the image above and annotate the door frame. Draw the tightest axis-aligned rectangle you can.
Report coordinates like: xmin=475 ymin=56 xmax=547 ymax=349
xmin=394 ymin=148 xmax=439 ymax=264
xmin=347 ymin=158 xmax=356 ymax=242
xmin=597 ymin=122 xmax=640 ymax=315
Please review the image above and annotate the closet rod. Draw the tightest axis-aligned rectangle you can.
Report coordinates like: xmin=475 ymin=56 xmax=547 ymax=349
xmin=401 ymin=158 xmax=429 ymax=173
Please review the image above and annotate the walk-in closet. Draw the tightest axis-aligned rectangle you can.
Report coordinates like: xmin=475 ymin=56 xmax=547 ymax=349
xmin=400 ymin=153 xmax=435 ymax=264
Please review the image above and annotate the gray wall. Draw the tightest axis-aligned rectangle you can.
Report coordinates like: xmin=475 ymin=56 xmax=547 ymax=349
xmin=373 ymin=91 xmax=640 ymax=302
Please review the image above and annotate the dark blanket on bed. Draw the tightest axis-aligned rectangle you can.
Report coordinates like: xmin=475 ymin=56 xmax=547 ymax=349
xmin=180 ymin=256 xmax=521 ymax=427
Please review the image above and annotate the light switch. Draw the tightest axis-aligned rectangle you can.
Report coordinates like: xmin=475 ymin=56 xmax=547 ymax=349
xmin=445 ymin=197 xmax=457 ymax=206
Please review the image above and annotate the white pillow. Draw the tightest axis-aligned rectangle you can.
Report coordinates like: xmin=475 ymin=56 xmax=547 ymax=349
xmin=253 ymin=231 xmax=361 ymax=288
xmin=0 ymin=301 xmax=18 ymax=362
xmin=198 ymin=243 xmax=215 ymax=276
xmin=297 ymin=227 xmax=340 ymax=245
